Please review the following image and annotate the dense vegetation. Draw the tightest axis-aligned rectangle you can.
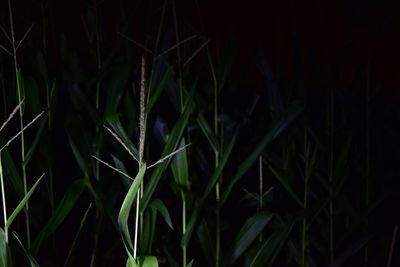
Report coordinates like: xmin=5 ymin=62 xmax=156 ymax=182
xmin=0 ymin=0 xmax=399 ymax=266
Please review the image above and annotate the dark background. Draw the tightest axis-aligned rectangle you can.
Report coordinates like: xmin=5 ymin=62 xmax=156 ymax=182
xmin=1 ymin=0 xmax=400 ymax=98
xmin=3 ymin=0 xmax=400 ymax=97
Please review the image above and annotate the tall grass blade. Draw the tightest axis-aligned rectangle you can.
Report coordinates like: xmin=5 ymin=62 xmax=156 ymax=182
xmin=64 ymin=203 xmax=92 ymax=267
xmin=264 ymin=161 xmax=302 ymax=206
xmin=31 ymin=178 xmax=87 ymax=255
xmin=0 ymin=228 xmax=8 ymax=267
xmin=149 ymin=199 xmax=174 ymax=230
xmin=23 ymin=118 xmax=46 ymax=167
xmin=69 ymin=137 xmax=90 ymax=178
xmin=118 ymin=163 xmax=146 ymax=258
xmin=6 ymin=174 xmax=43 ymax=228
xmin=197 ymin=113 xmax=219 ymax=153
xmin=201 ymin=133 xmax=237 ymax=200
xmin=12 ymin=231 xmax=40 ymax=267
xmin=141 ymin=91 xmax=193 ymax=211
xmin=223 ymin=212 xmax=273 ymax=266
xmin=330 ymin=237 xmax=370 ymax=267
xmin=0 ymin=147 xmax=23 ymax=198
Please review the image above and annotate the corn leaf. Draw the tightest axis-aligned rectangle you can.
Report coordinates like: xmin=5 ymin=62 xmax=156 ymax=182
xmin=223 ymin=212 xmax=273 ymax=266
xmin=118 ymin=163 xmax=146 ymax=258
xmin=0 ymin=228 xmax=8 ymax=267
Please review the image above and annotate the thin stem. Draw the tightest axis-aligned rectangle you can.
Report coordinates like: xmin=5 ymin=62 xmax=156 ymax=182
xmin=208 ymin=46 xmax=221 ymax=267
xmin=133 ymin=192 xmax=140 ymax=259
xmin=182 ymin=200 xmax=187 ymax=267
xmin=8 ymin=0 xmax=30 ymax=247
xmin=134 ymin=56 xmax=146 ymax=260
xmin=0 ymin=153 xmax=8 ymax=243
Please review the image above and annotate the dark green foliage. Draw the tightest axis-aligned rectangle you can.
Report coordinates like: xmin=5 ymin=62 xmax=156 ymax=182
xmin=0 ymin=1 xmax=397 ymax=266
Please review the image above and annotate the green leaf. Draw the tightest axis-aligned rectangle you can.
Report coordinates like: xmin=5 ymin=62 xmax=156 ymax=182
xmin=202 ymin=133 xmax=237 ymax=200
xmin=223 ymin=212 xmax=273 ymax=266
xmin=23 ymin=118 xmax=46 ymax=167
xmin=35 ymin=50 xmax=48 ymax=82
xmin=118 ymin=163 xmax=146 ymax=258
xmin=221 ymin=100 xmax=303 ymax=205
xmin=196 ymin=219 xmax=214 ymax=266
xmin=106 ymin=64 xmax=131 ymax=113
xmin=69 ymin=136 xmax=90 ymax=178
xmin=12 ymin=231 xmax=40 ymax=267
xmin=182 ymin=133 xmax=237 ymax=247
xmin=32 ymin=178 xmax=87 ymax=255
xmin=265 ymin=161 xmax=302 ymax=206
xmin=330 ymin=237 xmax=371 ymax=267
xmin=141 ymin=91 xmax=194 ymax=211
xmin=141 ymin=209 xmax=156 ymax=255
xmin=0 ymin=228 xmax=8 ymax=267
xmin=0 ymin=143 xmax=23 ymax=198
xmin=171 ymin=138 xmax=190 ymax=197
xmin=162 ymin=246 xmax=179 ymax=267
xmin=6 ymin=174 xmax=44 ymax=228
xmin=149 ymin=199 xmax=174 ymax=230
xmin=64 ymin=203 xmax=92 ymax=267
xmin=137 ymin=256 xmax=159 ymax=267
xmin=146 ymin=67 xmax=173 ymax=114
xmin=112 ymin=155 xmax=131 ymax=190
xmin=186 ymin=259 xmax=194 ymax=267
xmin=197 ymin=113 xmax=219 ymax=152
xmin=246 ymin=232 xmax=281 ymax=267
xmin=181 ymin=208 xmax=200 ymax=247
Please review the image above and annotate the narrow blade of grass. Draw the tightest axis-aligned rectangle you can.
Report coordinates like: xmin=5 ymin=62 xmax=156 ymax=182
xmin=64 ymin=203 xmax=92 ymax=267
xmin=197 ymin=113 xmax=219 ymax=153
xmin=12 ymin=231 xmax=40 ymax=267
xmin=0 ymin=228 xmax=8 ymax=267
xmin=223 ymin=212 xmax=274 ymax=266
xmin=118 ymin=163 xmax=146 ymax=258
xmin=264 ymin=161 xmax=302 ymax=207
xmin=141 ymin=91 xmax=194 ymax=211
xmin=6 ymin=174 xmax=44 ymax=228
xmin=23 ymin=118 xmax=46 ymax=167
xmin=31 ymin=178 xmax=87 ymax=256
xmin=149 ymin=198 xmax=174 ymax=230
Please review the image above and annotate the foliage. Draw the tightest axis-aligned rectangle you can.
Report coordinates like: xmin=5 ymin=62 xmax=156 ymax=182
xmin=0 ymin=0 xmax=398 ymax=266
